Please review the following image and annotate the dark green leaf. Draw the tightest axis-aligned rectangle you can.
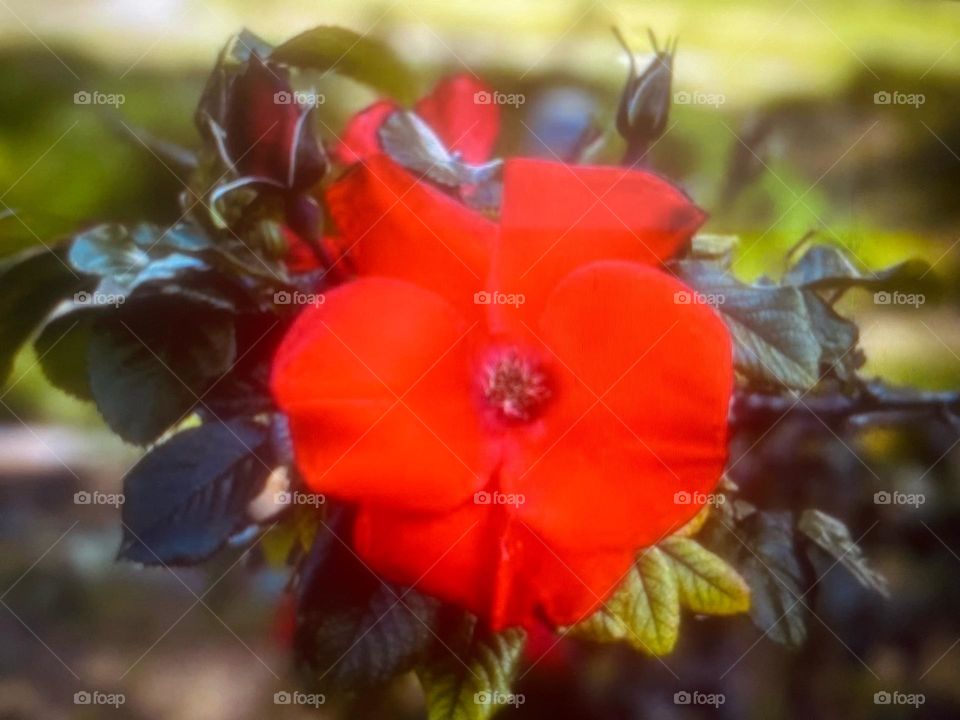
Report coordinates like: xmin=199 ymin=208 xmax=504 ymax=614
xmin=0 ymin=246 xmax=90 ymax=385
xmin=34 ymin=306 xmax=99 ymax=400
xmin=802 ymin=292 xmax=861 ymax=381
xmin=784 ymin=244 xmax=929 ymax=293
xmin=418 ymin=614 xmax=526 ymax=720
xmin=677 ymin=259 xmax=860 ymax=389
xmin=736 ymin=512 xmax=807 ymax=648
xmin=678 ymin=260 xmax=822 ymax=388
xmin=119 ymin=418 xmax=271 ymax=565
xmin=272 ymin=26 xmax=417 ymax=102
xmin=200 ymin=313 xmax=285 ymax=420
xmin=88 ymin=297 xmax=236 ymax=444
xmin=798 ymin=509 xmax=889 ymax=597
xmin=296 ymin=529 xmax=440 ymax=691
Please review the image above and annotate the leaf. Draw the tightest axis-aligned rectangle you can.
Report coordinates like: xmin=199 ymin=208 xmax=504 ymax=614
xmin=118 ymin=418 xmax=271 ymax=565
xmin=677 ymin=259 xmax=860 ymax=389
xmin=295 ymin=530 xmax=440 ymax=691
xmin=418 ymin=615 xmax=526 ymax=720
xmin=802 ymin=292 xmax=861 ymax=381
xmin=34 ymin=306 xmax=98 ymax=400
xmin=70 ymin=224 xmax=148 ymax=282
xmin=199 ymin=312 xmax=285 ymax=420
xmin=736 ymin=512 xmax=807 ymax=647
xmin=260 ymin=503 xmax=319 ymax=567
xmin=690 ymin=234 xmax=738 ymax=264
xmin=568 ymin=547 xmax=680 ymax=656
xmin=88 ymin=297 xmax=236 ymax=444
xmin=0 ymin=246 xmax=90 ymax=385
xmin=272 ymin=26 xmax=417 ymax=102
xmin=69 ymin=223 xmax=213 ymax=297
xmin=675 ymin=506 xmax=711 ymax=537
xmin=798 ymin=509 xmax=889 ymax=598
xmin=379 ymin=111 xmax=503 ymax=188
xmin=783 ymin=244 xmax=929 ymax=293
xmin=658 ymin=536 xmax=751 ymax=615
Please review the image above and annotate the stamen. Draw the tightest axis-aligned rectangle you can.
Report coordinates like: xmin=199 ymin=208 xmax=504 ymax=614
xmin=481 ymin=349 xmax=551 ymax=422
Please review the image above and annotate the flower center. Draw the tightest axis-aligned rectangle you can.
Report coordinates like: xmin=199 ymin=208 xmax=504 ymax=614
xmin=481 ymin=348 xmax=551 ymax=423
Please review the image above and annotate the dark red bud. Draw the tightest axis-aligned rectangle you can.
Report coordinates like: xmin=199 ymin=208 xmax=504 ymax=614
xmin=227 ymin=55 xmax=326 ymax=190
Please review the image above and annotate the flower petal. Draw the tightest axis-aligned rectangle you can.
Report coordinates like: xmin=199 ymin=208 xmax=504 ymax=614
xmin=354 ymin=502 xmax=636 ymax=630
xmin=415 ymin=74 xmax=500 ymax=164
xmin=503 ymin=261 xmax=733 ymax=551
xmin=325 ymin=154 xmax=497 ymax=317
xmin=489 ymin=159 xmax=706 ymax=326
xmin=330 ymin=100 xmax=399 ymax=165
xmin=271 ymin=278 xmax=489 ymax=511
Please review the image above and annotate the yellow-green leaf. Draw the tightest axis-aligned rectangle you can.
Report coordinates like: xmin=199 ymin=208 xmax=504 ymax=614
xmin=659 ymin=536 xmax=751 ymax=615
xmin=419 ymin=622 xmax=526 ymax=720
xmin=260 ymin=504 xmax=319 ymax=567
xmin=569 ymin=547 xmax=680 ymax=656
xmin=675 ymin=506 xmax=711 ymax=538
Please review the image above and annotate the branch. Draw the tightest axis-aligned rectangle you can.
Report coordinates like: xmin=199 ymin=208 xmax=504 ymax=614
xmin=730 ymin=381 xmax=960 ymax=430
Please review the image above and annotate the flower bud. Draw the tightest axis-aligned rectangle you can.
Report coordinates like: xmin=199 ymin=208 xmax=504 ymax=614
xmin=226 ymin=55 xmax=326 ymax=190
xmin=614 ymin=29 xmax=675 ymax=165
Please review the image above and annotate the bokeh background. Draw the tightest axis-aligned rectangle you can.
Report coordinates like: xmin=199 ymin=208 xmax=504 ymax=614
xmin=1 ymin=0 xmax=960 ymax=718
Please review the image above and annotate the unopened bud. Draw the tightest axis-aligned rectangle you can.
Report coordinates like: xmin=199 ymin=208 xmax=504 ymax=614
xmin=614 ymin=28 xmax=675 ymax=165
xmin=226 ymin=55 xmax=327 ymax=190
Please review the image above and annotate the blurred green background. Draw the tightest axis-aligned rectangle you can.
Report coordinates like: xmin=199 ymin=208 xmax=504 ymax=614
xmin=1 ymin=1 xmax=960 ymax=719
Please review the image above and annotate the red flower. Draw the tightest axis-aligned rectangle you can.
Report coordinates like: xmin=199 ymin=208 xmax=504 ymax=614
xmin=271 ymin=155 xmax=733 ymax=631
xmin=332 ymin=73 xmax=499 ymax=165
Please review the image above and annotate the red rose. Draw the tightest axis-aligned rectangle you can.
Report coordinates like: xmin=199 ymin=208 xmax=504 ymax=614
xmin=271 ymin=151 xmax=733 ymax=631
